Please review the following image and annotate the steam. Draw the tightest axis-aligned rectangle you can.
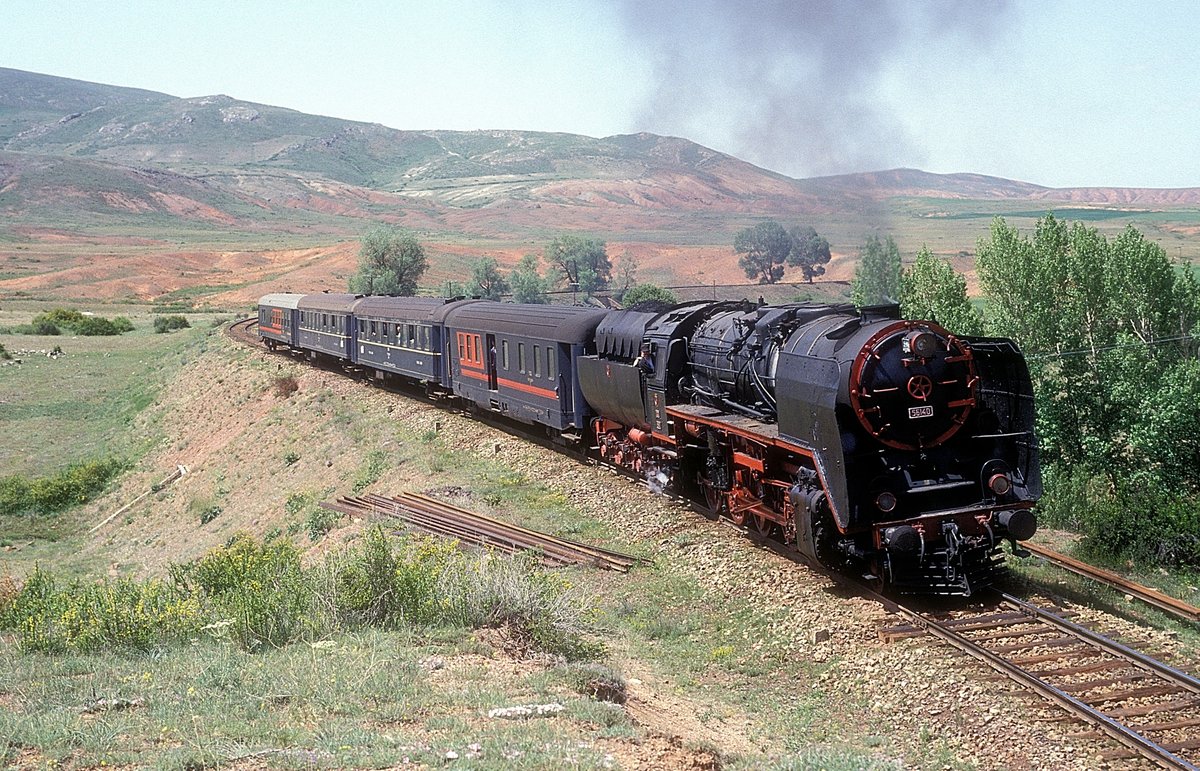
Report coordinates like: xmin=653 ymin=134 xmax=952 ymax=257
xmin=618 ymin=0 xmax=1013 ymax=177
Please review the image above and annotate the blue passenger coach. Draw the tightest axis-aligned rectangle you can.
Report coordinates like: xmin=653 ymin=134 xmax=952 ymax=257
xmin=440 ymin=301 xmax=609 ymax=432
xmin=297 ymin=293 xmax=358 ymax=360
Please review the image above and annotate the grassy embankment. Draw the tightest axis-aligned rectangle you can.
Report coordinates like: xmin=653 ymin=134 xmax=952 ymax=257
xmin=0 ymin=325 xmax=921 ymax=770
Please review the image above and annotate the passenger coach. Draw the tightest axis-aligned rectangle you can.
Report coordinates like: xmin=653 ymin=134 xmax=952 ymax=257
xmin=440 ymin=302 xmax=609 ymax=434
xmin=258 ymin=293 xmax=304 ymax=350
xmin=352 ymin=296 xmax=465 ymax=388
xmin=297 ymin=293 xmax=358 ymax=360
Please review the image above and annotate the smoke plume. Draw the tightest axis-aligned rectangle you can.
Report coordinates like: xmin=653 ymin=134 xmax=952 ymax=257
xmin=618 ymin=0 xmax=1012 ymax=177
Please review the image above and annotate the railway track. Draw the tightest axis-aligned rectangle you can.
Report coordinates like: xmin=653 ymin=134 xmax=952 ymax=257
xmin=226 ymin=316 xmax=259 ymax=345
xmin=882 ymin=593 xmax=1200 ymax=769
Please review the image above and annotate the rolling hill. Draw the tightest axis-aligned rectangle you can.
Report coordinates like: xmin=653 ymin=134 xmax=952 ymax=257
xmin=2 ymin=66 xmax=1198 ymax=304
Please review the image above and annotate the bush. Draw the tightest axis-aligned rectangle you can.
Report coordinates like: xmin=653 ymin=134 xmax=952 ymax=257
xmin=306 ymin=507 xmax=341 ymax=541
xmin=172 ymin=534 xmax=317 ymax=651
xmin=3 ymin=567 xmax=204 ymax=653
xmin=0 ymin=475 xmax=32 ymax=513
xmin=10 ymin=319 xmax=61 ymax=335
xmin=437 ymin=550 xmax=600 ymax=659
xmin=1041 ymin=466 xmax=1200 ymax=567
xmin=4 ymin=531 xmax=597 ymax=658
xmin=154 ymin=315 xmax=191 ymax=334
xmin=333 ymin=528 xmax=452 ymax=627
xmin=0 ymin=458 xmax=124 ymax=515
xmin=29 ymin=309 xmax=126 ymax=336
xmin=72 ymin=316 xmax=120 ymax=336
xmin=0 ymin=342 xmax=8 ymax=360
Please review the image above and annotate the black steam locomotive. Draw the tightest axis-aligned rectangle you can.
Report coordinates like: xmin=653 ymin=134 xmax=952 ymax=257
xmin=259 ymin=293 xmax=1040 ymax=595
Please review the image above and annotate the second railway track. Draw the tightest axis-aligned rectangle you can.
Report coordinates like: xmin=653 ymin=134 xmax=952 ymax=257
xmin=883 ymin=592 xmax=1200 ymax=769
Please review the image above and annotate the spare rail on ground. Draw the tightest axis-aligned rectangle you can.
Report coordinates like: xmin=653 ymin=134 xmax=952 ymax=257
xmin=321 ymin=492 xmax=643 ymax=572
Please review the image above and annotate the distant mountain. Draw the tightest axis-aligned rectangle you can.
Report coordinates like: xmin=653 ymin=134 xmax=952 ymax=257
xmin=5 ymin=66 xmax=1200 ymax=225
xmin=2 ymin=67 xmax=1199 ymax=305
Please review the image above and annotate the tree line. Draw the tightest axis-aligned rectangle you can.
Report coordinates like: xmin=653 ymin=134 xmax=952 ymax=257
xmin=348 ymin=226 xmax=677 ymax=306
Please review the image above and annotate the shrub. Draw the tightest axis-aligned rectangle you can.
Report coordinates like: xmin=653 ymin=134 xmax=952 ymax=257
xmin=28 ymin=309 xmax=126 ymax=336
xmin=437 ymin=551 xmax=600 ymax=659
xmin=1 ymin=458 xmax=124 ymax=515
xmin=72 ymin=316 xmax=120 ymax=336
xmin=32 ymin=320 xmax=61 ymax=335
xmin=154 ymin=315 xmax=191 ymax=334
xmin=40 ymin=308 xmax=85 ymax=328
xmin=333 ymin=527 xmax=452 ymax=627
xmin=172 ymin=534 xmax=316 ymax=651
xmin=273 ymin=374 xmax=299 ymax=398
xmin=306 ymin=507 xmax=341 ymax=541
xmin=0 ymin=475 xmax=31 ymax=514
xmin=4 ymin=532 xmax=597 ymax=658
xmin=0 ymin=342 xmax=8 ymax=360
xmin=3 ymin=567 xmax=204 ymax=653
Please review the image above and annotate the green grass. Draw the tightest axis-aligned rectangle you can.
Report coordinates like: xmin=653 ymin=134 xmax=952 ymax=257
xmin=0 ymin=629 xmax=630 ymax=770
xmin=0 ymin=308 xmax=217 ymax=478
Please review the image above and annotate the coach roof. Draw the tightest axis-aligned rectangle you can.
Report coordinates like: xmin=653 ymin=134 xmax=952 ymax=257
xmin=441 ymin=301 xmax=610 ymax=344
xmin=258 ymin=293 xmax=305 ymax=309
xmin=352 ymin=295 xmax=449 ymax=321
xmin=297 ymin=293 xmax=361 ymax=313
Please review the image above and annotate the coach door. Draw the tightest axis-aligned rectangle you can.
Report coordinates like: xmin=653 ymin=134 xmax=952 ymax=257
xmin=486 ymin=334 xmax=498 ymax=390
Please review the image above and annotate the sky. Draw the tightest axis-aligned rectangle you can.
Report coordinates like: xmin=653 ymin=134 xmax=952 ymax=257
xmin=6 ymin=0 xmax=1200 ymax=189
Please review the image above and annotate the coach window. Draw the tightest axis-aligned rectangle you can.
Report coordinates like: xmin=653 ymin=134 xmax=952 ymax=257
xmin=501 ymin=340 xmax=510 ymax=370
xmin=533 ymin=346 xmax=542 ymax=378
xmin=518 ymin=342 xmax=526 ymax=373
xmin=547 ymin=349 xmax=557 ymax=381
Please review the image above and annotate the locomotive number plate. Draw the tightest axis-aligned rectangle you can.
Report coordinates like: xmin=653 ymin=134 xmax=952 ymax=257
xmin=908 ymin=405 xmax=934 ymax=419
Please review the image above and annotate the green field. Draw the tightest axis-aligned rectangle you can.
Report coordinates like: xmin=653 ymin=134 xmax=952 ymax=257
xmin=0 ymin=304 xmax=221 ymax=478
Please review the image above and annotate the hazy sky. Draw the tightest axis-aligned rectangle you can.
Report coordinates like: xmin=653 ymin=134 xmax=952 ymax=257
xmin=7 ymin=0 xmax=1199 ymax=188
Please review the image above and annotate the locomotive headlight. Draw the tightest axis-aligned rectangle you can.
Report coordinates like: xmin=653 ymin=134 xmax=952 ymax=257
xmin=903 ymin=331 xmax=939 ymax=358
xmin=875 ymin=491 xmax=898 ymax=513
xmin=988 ymin=473 xmax=1013 ymax=496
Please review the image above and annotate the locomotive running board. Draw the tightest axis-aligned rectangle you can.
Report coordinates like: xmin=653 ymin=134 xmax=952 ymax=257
xmin=666 ymin=404 xmax=847 ymax=528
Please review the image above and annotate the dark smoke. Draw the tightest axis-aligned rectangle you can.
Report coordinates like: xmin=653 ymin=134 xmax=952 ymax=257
xmin=618 ymin=0 xmax=1013 ymax=178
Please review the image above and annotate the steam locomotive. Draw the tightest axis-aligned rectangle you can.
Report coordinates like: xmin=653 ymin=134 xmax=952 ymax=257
xmin=259 ymin=293 xmax=1040 ymax=596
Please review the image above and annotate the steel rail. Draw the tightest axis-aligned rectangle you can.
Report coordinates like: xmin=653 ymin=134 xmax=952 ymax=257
xmin=361 ymin=494 xmax=616 ymax=568
xmin=322 ymin=498 xmax=577 ymax=568
xmin=403 ymin=491 xmax=643 ymax=566
xmin=888 ymin=596 xmax=1200 ymax=771
xmin=1021 ymin=541 xmax=1200 ymax=623
xmin=1000 ymin=592 xmax=1200 ymax=695
xmin=324 ymin=492 xmax=640 ymax=571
